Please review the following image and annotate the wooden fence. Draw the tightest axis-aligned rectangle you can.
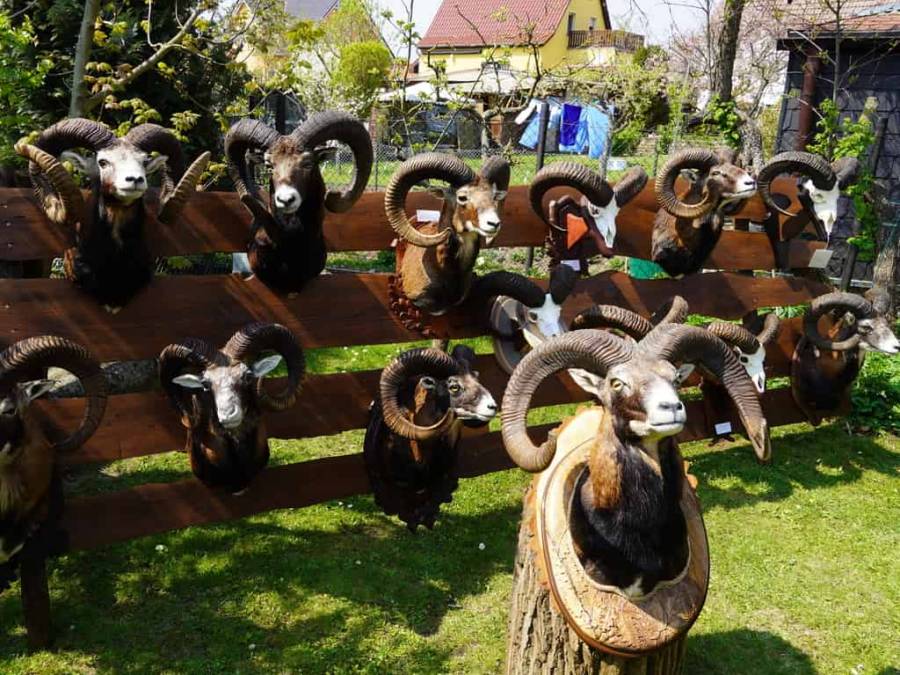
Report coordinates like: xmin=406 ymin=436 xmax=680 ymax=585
xmin=2 ymin=177 xmax=834 ymax=648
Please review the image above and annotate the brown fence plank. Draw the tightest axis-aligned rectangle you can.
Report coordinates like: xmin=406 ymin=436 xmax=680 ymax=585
xmin=48 ymin=318 xmax=806 ymax=465
xmin=61 ymin=387 xmax=810 ymax=552
xmin=0 ymin=272 xmax=825 ymax=362
xmin=0 ymin=180 xmax=820 ymax=270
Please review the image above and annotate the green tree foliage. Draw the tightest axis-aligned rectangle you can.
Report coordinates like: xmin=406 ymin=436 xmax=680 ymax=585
xmin=0 ymin=14 xmax=51 ymax=164
xmin=333 ymin=41 xmax=392 ymax=106
xmin=4 ymin=0 xmax=253 ymax=161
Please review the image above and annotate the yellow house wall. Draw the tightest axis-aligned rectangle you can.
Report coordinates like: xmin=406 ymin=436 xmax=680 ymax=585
xmin=420 ymin=0 xmax=608 ymax=77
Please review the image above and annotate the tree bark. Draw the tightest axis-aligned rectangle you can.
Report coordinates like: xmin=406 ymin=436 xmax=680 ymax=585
xmin=70 ymin=0 xmax=102 ymax=117
xmin=710 ymin=0 xmax=747 ymax=104
xmin=505 ymin=485 xmax=687 ymax=675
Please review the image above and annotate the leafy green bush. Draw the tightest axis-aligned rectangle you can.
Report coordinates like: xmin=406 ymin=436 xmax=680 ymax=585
xmin=849 ymin=349 xmax=900 ymax=433
xmin=611 ymin=120 xmax=643 ymax=155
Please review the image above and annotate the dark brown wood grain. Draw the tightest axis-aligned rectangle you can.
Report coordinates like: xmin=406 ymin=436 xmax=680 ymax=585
xmin=0 ymin=272 xmax=826 ymax=361
xmin=45 ymin=318 xmax=806 ymax=466
xmin=60 ymin=387 xmax=809 ymax=552
xmin=0 ymin=180 xmax=821 ymax=270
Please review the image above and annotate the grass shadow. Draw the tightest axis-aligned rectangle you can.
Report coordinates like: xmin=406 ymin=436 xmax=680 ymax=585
xmin=685 ymin=629 xmax=816 ymax=675
xmin=684 ymin=423 xmax=898 ymax=511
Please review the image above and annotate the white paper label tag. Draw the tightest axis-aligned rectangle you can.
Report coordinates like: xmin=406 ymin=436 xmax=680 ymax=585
xmin=607 ymin=158 xmax=627 ymax=171
xmin=714 ymin=421 xmax=733 ymax=435
xmin=809 ymin=249 xmax=834 ymax=269
xmin=748 ymin=222 xmax=765 ymax=233
xmin=416 ymin=209 xmax=441 ymax=223
xmin=562 ymin=259 xmax=581 ymax=271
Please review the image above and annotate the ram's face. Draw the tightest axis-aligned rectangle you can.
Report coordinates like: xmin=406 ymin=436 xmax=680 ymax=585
xmin=172 ymin=356 xmax=283 ymax=430
xmin=265 ymin=138 xmax=327 ymax=217
xmin=0 ymin=381 xmax=53 ymax=467
xmin=705 ymin=163 xmax=757 ymax=203
xmin=94 ymin=142 xmax=167 ymax=203
xmin=446 ymin=370 xmax=497 ymax=427
xmin=452 ymin=178 xmax=505 ymax=242
xmin=603 ymin=359 xmax=686 ymax=441
xmin=856 ymin=316 xmax=900 ymax=354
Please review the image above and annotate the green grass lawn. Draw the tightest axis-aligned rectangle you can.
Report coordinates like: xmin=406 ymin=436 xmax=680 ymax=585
xmin=0 ymin=341 xmax=897 ymax=674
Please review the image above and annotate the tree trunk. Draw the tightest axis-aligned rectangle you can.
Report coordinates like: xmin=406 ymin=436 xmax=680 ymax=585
xmin=505 ymin=485 xmax=687 ymax=675
xmin=710 ymin=0 xmax=746 ymax=104
xmin=70 ymin=0 xmax=102 ymax=117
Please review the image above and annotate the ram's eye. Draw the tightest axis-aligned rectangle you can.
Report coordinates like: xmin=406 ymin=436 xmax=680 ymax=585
xmin=740 ymin=356 xmax=749 ymax=364
xmin=528 ymin=311 xmax=539 ymax=321
xmin=610 ymin=378 xmax=625 ymax=391
xmin=98 ymin=159 xmax=109 ymax=169
xmin=857 ymin=324 xmax=871 ymax=334
xmin=448 ymin=382 xmax=461 ymax=395
xmin=456 ymin=193 xmax=468 ymax=204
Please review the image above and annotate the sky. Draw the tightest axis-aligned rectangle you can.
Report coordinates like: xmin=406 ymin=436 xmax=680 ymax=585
xmin=376 ymin=0 xmax=707 ymax=53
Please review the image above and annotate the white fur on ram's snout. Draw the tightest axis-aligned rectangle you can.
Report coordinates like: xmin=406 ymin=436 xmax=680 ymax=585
xmin=454 ymin=389 xmax=498 ymax=423
xmin=522 ymin=294 xmax=565 ymax=348
xmin=801 ymin=177 xmax=840 ymax=237
xmin=469 ymin=206 xmax=502 ymax=241
xmin=585 ymin=199 xmax=620 ymax=249
xmin=273 ymin=184 xmax=302 ymax=214
xmin=629 ymin=378 xmax=686 ymax=439
xmin=723 ymin=172 xmax=757 ymax=203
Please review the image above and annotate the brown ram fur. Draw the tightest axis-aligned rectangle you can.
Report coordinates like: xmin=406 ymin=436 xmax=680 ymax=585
xmin=400 ymin=174 xmax=502 ymax=313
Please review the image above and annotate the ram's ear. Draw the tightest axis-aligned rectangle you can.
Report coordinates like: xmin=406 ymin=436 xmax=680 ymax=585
xmin=679 ymin=168 xmax=700 ymax=184
xmin=172 ymin=374 xmax=205 ymax=389
xmin=61 ymin=151 xmax=93 ymax=174
xmin=419 ymin=375 xmax=437 ymax=390
xmin=23 ymin=379 xmax=54 ymax=402
xmin=251 ymin=354 xmax=283 ymax=378
xmin=315 ymin=146 xmax=338 ymax=163
xmin=567 ymin=368 xmax=604 ymax=399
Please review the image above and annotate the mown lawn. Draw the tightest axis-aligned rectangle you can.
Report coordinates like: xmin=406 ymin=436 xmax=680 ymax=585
xmin=0 ymin=341 xmax=897 ymax=674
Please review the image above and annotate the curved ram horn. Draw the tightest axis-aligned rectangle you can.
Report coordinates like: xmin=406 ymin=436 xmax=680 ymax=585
xmin=15 ymin=142 xmax=86 ymax=227
xmin=0 ymin=336 xmax=108 ymax=453
xmin=225 ymin=119 xmax=282 ymax=216
xmin=756 ymin=313 xmax=781 ymax=345
xmin=655 ymin=148 xmax=720 ymax=219
xmin=223 ymin=323 xmax=305 ymax=412
xmin=30 ymin=118 xmax=116 ymax=156
xmin=570 ymin=305 xmax=652 ymax=340
xmin=832 ymin=156 xmax=861 ymax=190
xmin=501 ymin=330 xmax=634 ymax=472
xmin=158 ymin=151 xmax=210 ymax=224
xmin=803 ymin=291 xmax=876 ymax=351
xmin=480 ymin=155 xmax=511 ymax=193
xmin=613 ymin=166 xmax=648 ymax=207
xmin=159 ymin=339 xmax=218 ymax=422
xmin=549 ymin=264 xmax=579 ymax=304
xmin=384 ymin=153 xmax=475 ymax=248
xmin=638 ymin=324 xmax=771 ymax=462
xmin=757 ymin=151 xmax=836 ymax=217
xmin=292 ymin=111 xmax=374 ymax=213
xmin=469 ymin=271 xmax=546 ymax=308
xmin=650 ymin=295 xmax=689 ymax=326
xmin=706 ymin=321 xmax=760 ymax=354
xmin=529 ymin=162 xmax=613 ymax=230
xmin=379 ymin=348 xmax=460 ymax=440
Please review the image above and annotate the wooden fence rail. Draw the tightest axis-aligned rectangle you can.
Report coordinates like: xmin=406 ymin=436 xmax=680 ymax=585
xmin=0 ymin=176 xmax=835 ymax=650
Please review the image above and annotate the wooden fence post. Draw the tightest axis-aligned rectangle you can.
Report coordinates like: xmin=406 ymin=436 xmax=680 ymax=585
xmin=505 ymin=486 xmax=687 ymax=675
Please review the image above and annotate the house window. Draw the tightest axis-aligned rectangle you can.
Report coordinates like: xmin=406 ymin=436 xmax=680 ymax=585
xmin=567 ymin=13 xmax=575 ymax=33
xmin=589 ymin=17 xmax=597 ymax=31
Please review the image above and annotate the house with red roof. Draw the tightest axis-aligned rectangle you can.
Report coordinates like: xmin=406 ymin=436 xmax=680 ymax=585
xmin=417 ymin=0 xmax=642 ymax=82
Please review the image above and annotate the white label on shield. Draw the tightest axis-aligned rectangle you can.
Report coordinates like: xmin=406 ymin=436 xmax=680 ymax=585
xmin=416 ymin=209 xmax=441 ymax=223
xmin=562 ymin=259 xmax=581 ymax=271
xmin=809 ymin=249 xmax=834 ymax=269
xmin=714 ymin=421 xmax=733 ymax=435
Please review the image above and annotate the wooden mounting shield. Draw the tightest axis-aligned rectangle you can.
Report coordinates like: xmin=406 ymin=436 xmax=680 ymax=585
xmin=534 ymin=408 xmax=710 ymax=657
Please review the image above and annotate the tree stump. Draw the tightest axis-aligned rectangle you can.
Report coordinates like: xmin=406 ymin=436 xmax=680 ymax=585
xmin=504 ymin=409 xmax=707 ymax=675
